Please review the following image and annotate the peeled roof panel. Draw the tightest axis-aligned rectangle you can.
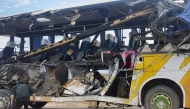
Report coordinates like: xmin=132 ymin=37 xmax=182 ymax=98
xmin=0 ymin=0 xmax=148 ymax=20
xmin=30 ymin=0 xmax=147 ymax=16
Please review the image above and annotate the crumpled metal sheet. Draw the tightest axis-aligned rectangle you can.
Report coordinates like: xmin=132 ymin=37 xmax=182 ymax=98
xmin=63 ymin=79 xmax=88 ymax=95
xmin=63 ymin=74 xmax=93 ymax=95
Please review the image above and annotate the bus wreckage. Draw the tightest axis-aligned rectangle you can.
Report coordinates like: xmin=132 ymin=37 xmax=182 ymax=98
xmin=0 ymin=0 xmax=190 ymax=109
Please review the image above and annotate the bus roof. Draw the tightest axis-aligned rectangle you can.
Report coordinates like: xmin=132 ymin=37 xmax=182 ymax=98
xmin=0 ymin=0 xmax=156 ymax=37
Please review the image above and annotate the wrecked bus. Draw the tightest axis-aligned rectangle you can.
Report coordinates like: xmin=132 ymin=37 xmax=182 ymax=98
xmin=0 ymin=0 xmax=190 ymax=109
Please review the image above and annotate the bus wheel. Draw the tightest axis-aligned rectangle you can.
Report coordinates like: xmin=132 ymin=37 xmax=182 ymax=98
xmin=29 ymin=102 xmax=47 ymax=108
xmin=0 ymin=90 xmax=11 ymax=109
xmin=144 ymin=86 xmax=180 ymax=109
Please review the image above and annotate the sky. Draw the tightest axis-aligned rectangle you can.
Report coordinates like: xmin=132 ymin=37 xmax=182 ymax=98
xmin=0 ymin=0 xmax=84 ymax=16
xmin=0 ymin=0 xmax=118 ymax=17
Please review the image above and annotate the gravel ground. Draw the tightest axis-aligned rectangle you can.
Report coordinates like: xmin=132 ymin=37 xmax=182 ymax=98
xmin=25 ymin=102 xmax=144 ymax=109
xmin=22 ymin=102 xmax=184 ymax=109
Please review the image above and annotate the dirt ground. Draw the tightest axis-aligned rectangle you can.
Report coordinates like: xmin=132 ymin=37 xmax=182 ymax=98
xmin=45 ymin=102 xmax=115 ymax=108
xmin=41 ymin=102 xmax=142 ymax=109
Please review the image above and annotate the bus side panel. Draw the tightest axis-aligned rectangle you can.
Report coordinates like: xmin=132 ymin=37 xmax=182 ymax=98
xmin=180 ymin=56 xmax=190 ymax=107
xmin=126 ymin=54 xmax=173 ymax=105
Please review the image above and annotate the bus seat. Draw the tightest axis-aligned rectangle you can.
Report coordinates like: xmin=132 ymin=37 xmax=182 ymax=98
xmin=80 ymin=37 xmax=91 ymax=55
xmin=105 ymin=34 xmax=114 ymax=51
xmin=74 ymin=38 xmax=91 ymax=61
xmin=2 ymin=47 xmax=14 ymax=60
xmin=39 ymin=39 xmax=51 ymax=62
xmin=30 ymin=39 xmax=52 ymax=62
xmin=105 ymin=34 xmax=110 ymax=50
xmin=1 ymin=41 xmax=18 ymax=60
xmin=112 ymin=36 xmax=118 ymax=51
xmin=60 ymin=44 xmax=70 ymax=55
xmin=88 ymin=40 xmax=101 ymax=55
xmin=41 ymin=39 xmax=51 ymax=46
xmin=59 ymin=44 xmax=70 ymax=60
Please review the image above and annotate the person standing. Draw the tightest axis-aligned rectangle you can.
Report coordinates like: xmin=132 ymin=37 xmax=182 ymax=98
xmin=10 ymin=80 xmax=35 ymax=109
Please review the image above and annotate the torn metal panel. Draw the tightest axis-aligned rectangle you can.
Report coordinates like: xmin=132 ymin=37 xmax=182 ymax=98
xmin=140 ymin=44 xmax=153 ymax=53
xmin=63 ymin=79 xmax=88 ymax=95
xmin=179 ymin=44 xmax=190 ymax=50
xmin=86 ymin=87 xmax=102 ymax=95
xmin=127 ymin=0 xmax=147 ymax=6
xmin=68 ymin=66 xmax=86 ymax=79
xmin=164 ymin=0 xmax=185 ymax=10
xmin=63 ymin=72 xmax=94 ymax=95
xmin=100 ymin=58 xmax=120 ymax=96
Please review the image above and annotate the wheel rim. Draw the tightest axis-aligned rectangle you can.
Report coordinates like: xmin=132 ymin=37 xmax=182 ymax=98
xmin=0 ymin=94 xmax=9 ymax=109
xmin=152 ymin=94 xmax=171 ymax=109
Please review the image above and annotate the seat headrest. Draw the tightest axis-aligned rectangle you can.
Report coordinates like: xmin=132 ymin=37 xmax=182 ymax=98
xmin=82 ymin=37 xmax=91 ymax=42
xmin=93 ymin=40 xmax=101 ymax=47
xmin=41 ymin=39 xmax=51 ymax=46
xmin=106 ymin=34 xmax=113 ymax=40
xmin=6 ymin=41 xmax=17 ymax=48
xmin=96 ymin=41 xmax=101 ymax=47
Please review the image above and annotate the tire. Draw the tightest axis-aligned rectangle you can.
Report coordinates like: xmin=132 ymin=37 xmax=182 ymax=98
xmin=0 ymin=89 xmax=11 ymax=95
xmin=0 ymin=89 xmax=11 ymax=109
xmin=29 ymin=102 xmax=47 ymax=108
xmin=144 ymin=86 xmax=180 ymax=109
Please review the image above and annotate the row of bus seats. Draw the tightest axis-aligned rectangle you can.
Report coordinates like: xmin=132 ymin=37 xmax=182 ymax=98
xmin=0 ymin=34 xmax=118 ymax=62
xmin=59 ymin=37 xmax=99 ymax=61
xmin=58 ymin=37 xmax=91 ymax=61
xmin=59 ymin=34 xmax=118 ymax=61
xmin=75 ymin=34 xmax=118 ymax=60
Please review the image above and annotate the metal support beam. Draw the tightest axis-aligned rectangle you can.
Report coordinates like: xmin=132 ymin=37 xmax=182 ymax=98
xmin=20 ymin=37 xmax=24 ymax=54
xmin=64 ymin=33 xmax=69 ymax=38
xmin=140 ymin=27 xmax=146 ymax=45
xmin=48 ymin=35 xmax=55 ymax=44
xmin=10 ymin=36 xmax=14 ymax=42
xmin=30 ymin=37 xmax=34 ymax=51
xmin=33 ymin=36 xmax=43 ymax=50
xmin=100 ymin=31 xmax=105 ymax=50
xmin=114 ymin=29 xmax=122 ymax=48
